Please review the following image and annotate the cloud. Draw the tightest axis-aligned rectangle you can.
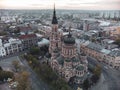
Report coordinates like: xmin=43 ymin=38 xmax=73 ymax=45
xmin=0 ymin=0 xmax=120 ymax=10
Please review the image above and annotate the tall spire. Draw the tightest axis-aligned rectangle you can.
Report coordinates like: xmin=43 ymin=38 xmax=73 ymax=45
xmin=52 ymin=3 xmax=58 ymax=24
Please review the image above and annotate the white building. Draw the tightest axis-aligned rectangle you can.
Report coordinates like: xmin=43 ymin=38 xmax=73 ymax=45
xmin=4 ymin=38 xmax=22 ymax=55
xmin=0 ymin=39 xmax=6 ymax=57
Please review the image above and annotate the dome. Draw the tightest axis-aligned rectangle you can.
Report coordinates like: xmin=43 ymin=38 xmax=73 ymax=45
xmin=76 ymin=65 xmax=84 ymax=71
xmin=64 ymin=33 xmax=75 ymax=44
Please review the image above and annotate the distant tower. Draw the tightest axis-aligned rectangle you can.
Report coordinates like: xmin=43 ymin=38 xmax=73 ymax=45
xmin=119 ymin=11 xmax=120 ymax=21
xmin=102 ymin=13 xmax=105 ymax=20
xmin=83 ymin=20 xmax=89 ymax=31
xmin=49 ymin=4 xmax=61 ymax=54
xmin=114 ymin=12 xmax=118 ymax=21
xmin=108 ymin=13 xmax=111 ymax=20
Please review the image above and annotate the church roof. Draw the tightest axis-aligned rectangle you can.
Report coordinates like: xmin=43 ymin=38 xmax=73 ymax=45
xmin=64 ymin=32 xmax=75 ymax=44
xmin=65 ymin=59 xmax=71 ymax=62
xmin=76 ymin=65 xmax=85 ymax=71
xmin=72 ymin=57 xmax=79 ymax=62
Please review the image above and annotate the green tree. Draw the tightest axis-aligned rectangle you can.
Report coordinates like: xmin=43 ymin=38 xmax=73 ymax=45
xmin=0 ymin=71 xmax=14 ymax=81
xmin=94 ymin=65 xmax=101 ymax=77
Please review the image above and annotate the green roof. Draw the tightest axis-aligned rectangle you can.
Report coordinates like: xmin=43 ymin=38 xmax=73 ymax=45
xmin=65 ymin=59 xmax=71 ymax=62
xmin=72 ymin=58 xmax=79 ymax=62
xmin=76 ymin=65 xmax=84 ymax=71
xmin=57 ymin=56 xmax=64 ymax=65
xmin=64 ymin=34 xmax=75 ymax=44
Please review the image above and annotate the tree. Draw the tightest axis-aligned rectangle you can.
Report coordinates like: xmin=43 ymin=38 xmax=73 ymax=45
xmin=16 ymin=71 xmax=31 ymax=90
xmin=0 ymin=71 xmax=14 ymax=81
xmin=12 ymin=60 xmax=20 ymax=72
xmin=91 ymin=38 xmax=96 ymax=42
xmin=14 ymin=29 xmax=20 ymax=34
xmin=68 ymin=76 xmax=75 ymax=88
xmin=90 ymin=65 xmax=101 ymax=84
xmin=30 ymin=46 xmax=40 ymax=55
xmin=0 ymin=31 xmax=7 ymax=36
xmin=94 ymin=65 xmax=101 ymax=77
xmin=82 ymin=79 xmax=90 ymax=90
xmin=91 ymin=74 xmax=99 ymax=84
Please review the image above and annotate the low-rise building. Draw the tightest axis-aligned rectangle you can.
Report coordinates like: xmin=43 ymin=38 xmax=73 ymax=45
xmin=81 ymin=41 xmax=103 ymax=61
xmin=38 ymin=25 xmax=51 ymax=38
xmin=81 ymin=41 xmax=120 ymax=69
xmin=19 ymin=34 xmax=38 ymax=50
xmin=108 ymin=50 xmax=120 ymax=69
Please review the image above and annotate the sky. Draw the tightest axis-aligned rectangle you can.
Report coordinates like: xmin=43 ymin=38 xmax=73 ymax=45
xmin=0 ymin=0 xmax=120 ymax=10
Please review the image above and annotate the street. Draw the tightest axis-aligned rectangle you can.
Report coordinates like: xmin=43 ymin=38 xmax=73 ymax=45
xmin=88 ymin=56 xmax=120 ymax=90
xmin=18 ymin=56 xmax=50 ymax=90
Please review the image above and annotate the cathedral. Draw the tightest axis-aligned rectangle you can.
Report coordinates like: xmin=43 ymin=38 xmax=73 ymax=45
xmin=49 ymin=5 xmax=88 ymax=84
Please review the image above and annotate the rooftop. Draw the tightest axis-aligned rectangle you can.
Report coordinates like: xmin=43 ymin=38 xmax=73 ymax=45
xmin=101 ymin=49 xmax=111 ymax=54
xmin=87 ymin=42 xmax=103 ymax=52
xmin=19 ymin=34 xmax=37 ymax=39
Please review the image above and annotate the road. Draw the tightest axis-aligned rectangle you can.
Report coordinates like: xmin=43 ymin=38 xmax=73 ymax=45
xmin=18 ymin=56 xmax=50 ymax=90
xmin=88 ymin=56 xmax=120 ymax=90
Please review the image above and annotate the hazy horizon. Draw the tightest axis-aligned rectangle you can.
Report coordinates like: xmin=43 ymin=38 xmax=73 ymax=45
xmin=0 ymin=0 xmax=120 ymax=10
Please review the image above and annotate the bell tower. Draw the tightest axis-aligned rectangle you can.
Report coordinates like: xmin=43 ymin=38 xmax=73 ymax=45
xmin=49 ymin=4 xmax=61 ymax=54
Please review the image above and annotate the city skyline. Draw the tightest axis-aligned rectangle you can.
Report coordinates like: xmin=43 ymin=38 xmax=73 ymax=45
xmin=0 ymin=0 xmax=120 ymax=10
